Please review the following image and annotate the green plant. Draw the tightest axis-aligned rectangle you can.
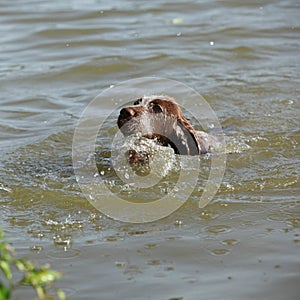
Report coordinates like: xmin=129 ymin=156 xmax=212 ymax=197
xmin=0 ymin=229 xmax=65 ymax=300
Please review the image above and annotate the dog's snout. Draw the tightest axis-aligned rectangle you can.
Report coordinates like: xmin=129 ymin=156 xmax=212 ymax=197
xmin=118 ymin=106 xmax=138 ymax=131
xmin=120 ymin=107 xmax=136 ymax=119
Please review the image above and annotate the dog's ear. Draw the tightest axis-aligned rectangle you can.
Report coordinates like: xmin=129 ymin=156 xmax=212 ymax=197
xmin=169 ymin=113 xmax=207 ymax=155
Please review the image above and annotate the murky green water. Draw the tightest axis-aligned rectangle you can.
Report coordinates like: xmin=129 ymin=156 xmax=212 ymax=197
xmin=0 ymin=1 xmax=299 ymax=299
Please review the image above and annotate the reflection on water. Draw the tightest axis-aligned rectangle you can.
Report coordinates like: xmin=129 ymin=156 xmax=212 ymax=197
xmin=0 ymin=0 xmax=299 ymax=299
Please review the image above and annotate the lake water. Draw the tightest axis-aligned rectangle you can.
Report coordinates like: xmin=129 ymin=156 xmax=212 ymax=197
xmin=0 ymin=1 xmax=299 ymax=299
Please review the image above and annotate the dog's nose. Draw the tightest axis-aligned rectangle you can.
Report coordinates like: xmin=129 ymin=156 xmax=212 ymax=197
xmin=119 ymin=107 xmax=136 ymax=119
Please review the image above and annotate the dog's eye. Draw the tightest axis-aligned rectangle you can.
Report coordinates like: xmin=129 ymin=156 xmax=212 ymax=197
xmin=133 ymin=98 xmax=142 ymax=105
xmin=151 ymin=103 xmax=163 ymax=113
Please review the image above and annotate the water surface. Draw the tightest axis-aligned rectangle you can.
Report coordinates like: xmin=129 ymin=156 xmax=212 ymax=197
xmin=0 ymin=1 xmax=299 ymax=299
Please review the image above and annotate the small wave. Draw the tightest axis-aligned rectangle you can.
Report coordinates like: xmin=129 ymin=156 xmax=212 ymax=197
xmin=225 ymin=136 xmax=251 ymax=154
xmin=112 ymin=134 xmax=180 ymax=178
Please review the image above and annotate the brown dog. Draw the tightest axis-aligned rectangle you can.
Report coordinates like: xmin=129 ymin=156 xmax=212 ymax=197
xmin=117 ymin=95 xmax=216 ymax=163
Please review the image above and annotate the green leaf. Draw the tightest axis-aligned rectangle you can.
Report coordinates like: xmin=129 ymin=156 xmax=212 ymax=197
xmin=0 ymin=261 xmax=12 ymax=281
xmin=35 ymin=285 xmax=46 ymax=299
xmin=0 ymin=282 xmax=11 ymax=300
xmin=57 ymin=288 xmax=66 ymax=300
xmin=23 ymin=269 xmax=62 ymax=286
xmin=37 ymin=269 xmax=62 ymax=285
xmin=14 ymin=259 xmax=33 ymax=272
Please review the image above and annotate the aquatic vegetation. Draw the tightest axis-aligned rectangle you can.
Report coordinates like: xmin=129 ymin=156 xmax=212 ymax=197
xmin=0 ymin=229 xmax=65 ymax=300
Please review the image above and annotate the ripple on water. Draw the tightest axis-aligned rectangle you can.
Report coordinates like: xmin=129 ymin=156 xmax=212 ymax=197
xmin=47 ymin=248 xmax=81 ymax=259
xmin=210 ymin=248 xmax=231 ymax=256
xmin=206 ymin=224 xmax=232 ymax=234
xmin=221 ymin=239 xmax=240 ymax=246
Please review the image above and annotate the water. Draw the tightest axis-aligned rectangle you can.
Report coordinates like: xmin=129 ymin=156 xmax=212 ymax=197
xmin=0 ymin=0 xmax=299 ymax=299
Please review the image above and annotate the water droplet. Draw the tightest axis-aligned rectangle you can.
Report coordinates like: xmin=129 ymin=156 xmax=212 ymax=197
xmin=174 ymin=220 xmax=183 ymax=226
xmin=30 ymin=245 xmax=43 ymax=252
xmin=115 ymin=261 xmax=126 ymax=268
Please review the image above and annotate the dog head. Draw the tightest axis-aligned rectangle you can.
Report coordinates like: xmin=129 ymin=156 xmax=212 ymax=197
xmin=117 ymin=95 xmax=204 ymax=155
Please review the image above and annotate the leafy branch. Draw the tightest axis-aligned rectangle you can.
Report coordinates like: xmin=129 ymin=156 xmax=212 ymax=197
xmin=0 ymin=229 xmax=65 ymax=300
